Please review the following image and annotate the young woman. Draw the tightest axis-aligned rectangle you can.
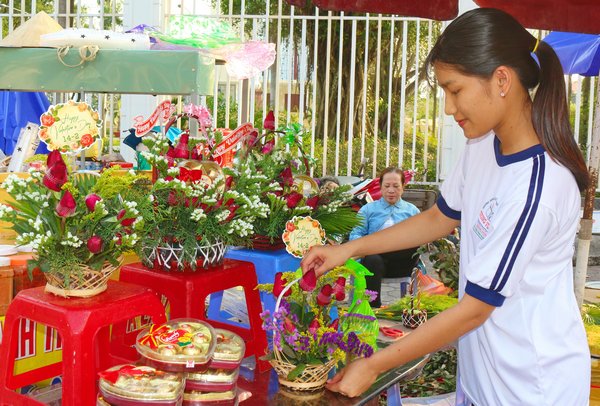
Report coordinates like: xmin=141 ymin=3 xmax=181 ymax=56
xmin=349 ymin=167 xmax=420 ymax=307
xmin=301 ymin=8 xmax=590 ymax=405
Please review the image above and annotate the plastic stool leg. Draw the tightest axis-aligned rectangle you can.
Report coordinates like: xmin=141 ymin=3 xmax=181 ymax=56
xmin=60 ymin=329 xmax=97 ymax=406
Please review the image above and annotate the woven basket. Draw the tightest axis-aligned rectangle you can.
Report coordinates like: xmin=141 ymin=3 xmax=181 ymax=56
xmin=142 ymin=238 xmax=226 ymax=272
xmin=270 ymin=357 xmax=336 ymax=391
xmin=269 ymin=276 xmax=336 ymax=391
xmin=44 ymin=261 xmax=120 ymax=298
xmin=402 ymin=309 xmax=427 ymax=329
xmin=251 ymin=234 xmax=286 ymax=251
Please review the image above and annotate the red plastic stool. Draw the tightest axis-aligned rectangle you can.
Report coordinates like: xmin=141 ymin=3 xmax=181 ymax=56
xmin=0 ymin=280 xmax=166 ymax=406
xmin=119 ymin=259 xmax=270 ymax=372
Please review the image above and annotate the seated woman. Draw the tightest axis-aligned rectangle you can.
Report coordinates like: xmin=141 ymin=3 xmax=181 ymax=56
xmin=349 ymin=167 xmax=420 ymax=307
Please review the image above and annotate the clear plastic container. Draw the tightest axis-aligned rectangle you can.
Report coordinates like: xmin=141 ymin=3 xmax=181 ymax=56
xmin=182 ymin=388 xmax=237 ymax=405
xmin=185 ymin=368 xmax=239 ymax=392
xmin=207 ymin=329 xmax=245 ymax=370
xmin=136 ymin=318 xmax=216 ymax=372
xmin=98 ymin=364 xmax=184 ymax=406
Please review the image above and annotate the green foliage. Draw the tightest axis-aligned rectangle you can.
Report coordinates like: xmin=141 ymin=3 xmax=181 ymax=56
xmin=0 ymin=162 xmax=141 ymax=287
xmin=401 ymin=349 xmax=457 ymax=397
xmin=374 ymin=293 xmax=458 ymax=321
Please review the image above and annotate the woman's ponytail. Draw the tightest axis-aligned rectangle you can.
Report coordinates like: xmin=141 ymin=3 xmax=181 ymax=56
xmin=532 ymin=41 xmax=590 ymax=191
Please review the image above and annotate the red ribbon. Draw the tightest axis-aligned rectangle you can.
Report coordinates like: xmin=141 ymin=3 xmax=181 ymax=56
xmin=139 ymin=324 xmax=169 ymax=349
xmin=98 ymin=365 xmax=147 ymax=385
xmin=177 ymin=167 xmax=203 ymax=183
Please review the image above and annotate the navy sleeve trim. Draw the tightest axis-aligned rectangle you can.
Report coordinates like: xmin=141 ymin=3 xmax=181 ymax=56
xmin=436 ymin=195 xmax=461 ymax=220
xmin=465 ymin=281 xmax=505 ymax=307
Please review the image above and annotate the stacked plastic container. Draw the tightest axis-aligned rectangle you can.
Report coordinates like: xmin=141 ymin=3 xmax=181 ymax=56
xmin=97 ymin=319 xmax=244 ymax=406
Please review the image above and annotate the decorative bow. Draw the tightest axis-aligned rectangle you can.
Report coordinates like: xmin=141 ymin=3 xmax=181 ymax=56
xmin=139 ymin=324 xmax=169 ymax=349
xmin=98 ymin=365 xmax=147 ymax=384
xmin=177 ymin=167 xmax=203 ymax=183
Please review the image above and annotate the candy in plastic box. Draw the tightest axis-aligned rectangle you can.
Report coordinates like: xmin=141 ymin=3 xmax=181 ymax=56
xmin=185 ymin=368 xmax=239 ymax=392
xmin=182 ymin=388 xmax=237 ymax=405
xmin=136 ymin=318 xmax=216 ymax=372
xmin=207 ymin=329 xmax=245 ymax=369
xmin=98 ymin=364 xmax=184 ymax=406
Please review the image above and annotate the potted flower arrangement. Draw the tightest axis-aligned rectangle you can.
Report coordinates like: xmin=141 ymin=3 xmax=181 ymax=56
xmin=136 ymin=131 xmax=269 ymax=271
xmin=0 ymin=152 xmax=145 ymax=297
xmin=258 ymin=267 xmax=375 ymax=391
xmin=229 ymin=112 xmax=360 ymax=249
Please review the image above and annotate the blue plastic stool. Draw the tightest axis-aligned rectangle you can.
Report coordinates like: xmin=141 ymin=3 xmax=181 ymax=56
xmin=207 ymin=248 xmax=301 ymax=326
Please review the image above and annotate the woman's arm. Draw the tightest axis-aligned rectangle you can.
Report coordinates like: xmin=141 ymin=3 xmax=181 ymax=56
xmin=302 ymin=204 xmax=459 ymax=276
xmin=327 ymin=294 xmax=495 ymax=397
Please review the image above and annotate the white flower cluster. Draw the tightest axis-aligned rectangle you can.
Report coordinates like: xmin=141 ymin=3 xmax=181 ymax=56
xmin=0 ymin=203 xmax=13 ymax=219
xmin=215 ymin=210 xmax=230 ymax=222
xmin=27 ymin=217 xmax=43 ymax=232
xmin=60 ymin=231 xmax=84 ymax=248
xmin=320 ymin=200 xmax=343 ymax=213
xmin=191 ymin=208 xmax=207 ymax=222
xmin=120 ymin=232 xmax=139 ymax=247
xmin=272 ymin=150 xmax=288 ymax=165
xmin=167 ymin=167 xmax=180 ymax=177
xmin=239 ymin=194 xmax=269 ymax=218
xmin=227 ymin=218 xmax=254 ymax=237
xmin=16 ymin=230 xmax=52 ymax=250
xmin=94 ymin=200 xmax=109 ymax=216
xmin=2 ymin=174 xmax=28 ymax=193
xmin=141 ymin=151 xmax=170 ymax=167
xmin=27 ymin=169 xmax=44 ymax=180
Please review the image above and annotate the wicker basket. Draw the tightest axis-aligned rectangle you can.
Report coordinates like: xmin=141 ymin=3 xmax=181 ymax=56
xmin=142 ymin=238 xmax=226 ymax=272
xmin=402 ymin=267 xmax=428 ymax=329
xmin=44 ymin=261 xmax=120 ymax=298
xmin=269 ymin=275 xmax=337 ymax=391
xmin=251 ymin=234 xmax=286 ymax=251
xmin=402 ymin=309 xmax=428 ymax=329
xmin=270 ymin=357 xmax=336 ymax=391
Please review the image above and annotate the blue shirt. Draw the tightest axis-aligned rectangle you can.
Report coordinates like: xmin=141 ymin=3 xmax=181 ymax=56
xmin=349 ymin=198 xmax=419 ymax=240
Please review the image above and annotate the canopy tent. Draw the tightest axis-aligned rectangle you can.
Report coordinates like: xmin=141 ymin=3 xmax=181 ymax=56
xmin=286 ymin=0 xmax=600 ymax=34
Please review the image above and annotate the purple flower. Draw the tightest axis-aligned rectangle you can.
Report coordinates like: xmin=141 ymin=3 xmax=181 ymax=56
xmin=364 ymin=289 xmax=379 ymax=303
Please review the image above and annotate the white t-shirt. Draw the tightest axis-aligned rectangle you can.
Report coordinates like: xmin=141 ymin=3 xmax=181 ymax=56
xmin=438 ymin=132 xmax=590 ymax=406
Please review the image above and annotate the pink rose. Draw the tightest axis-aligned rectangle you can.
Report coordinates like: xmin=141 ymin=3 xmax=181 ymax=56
xmin=87 ymin=235 xmax=103 ymax=254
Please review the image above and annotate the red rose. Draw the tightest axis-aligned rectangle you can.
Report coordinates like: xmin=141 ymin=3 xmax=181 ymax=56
xmin=279 ymin=167 xmax=294 ymax=187
xmin=263 ymin=110 xmax=275 ymax=131
xmin=272 ymin=272 xmax=291 ymax=298
xmin=87 ymin=235 xmax=103 ymax=254
xmin=299 ymin=270 xmax=317 ymax=292
xmin=117 ymin=209 xmax=135 ymax=226
xmin=308 ymin=318 xmax=320 ymax=334
xmin=85 ymin=194 xmax=102 ymax=212
xmin=43 ymin=159 xmax=68 ymax=192
xmin=41 ymin=114 xmax=55 ymax=127
xmin=306 ymin=196 xmax=319 ymax=209
xmin=55 ymin=190 xmax=76 ymax=217
xmin=317 ymin=284 xmax=333 ymax=306
xmin=80 ymin=133 xmax=94 ymax=147
xmin=329 ymin=318 xmax=339 ymax=331
xmin=285 ymin=192 xmax=303 ymax=209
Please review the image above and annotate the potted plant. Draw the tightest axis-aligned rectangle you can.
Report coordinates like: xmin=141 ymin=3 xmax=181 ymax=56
xmin=0 ymin=152 xmax=144 ymax=297
xmin=258 ymin=267 xmax=375 ymax=391
xmin=230 ymin=113 xmax=360 ymax=248
xmin=136 ymin=131 xmax=269 ymax=271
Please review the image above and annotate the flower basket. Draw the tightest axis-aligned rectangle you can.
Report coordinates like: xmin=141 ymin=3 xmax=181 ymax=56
xmin=44 ymin=260 xmax=120 ymax=298
xmin=402 ymin=309 xmax=428 ymax=329
xmin=270 ymin=357 xmax=337 ymax=392
xmin=141 ymin=238 xmax=226 ymax=272
xmin=251 ymin=234 xmax=286 ymax=251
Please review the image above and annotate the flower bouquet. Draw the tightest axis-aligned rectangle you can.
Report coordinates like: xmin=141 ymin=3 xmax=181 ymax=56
xmin=0 ymin=153 xmax=145 ymax=297
xmin=258 ymin=267 xmax=375 ymax=391
xmin=137 ymin=130 xmax=269 ymax=271
xmin=229 ymin=112 xmax=360 ymax=248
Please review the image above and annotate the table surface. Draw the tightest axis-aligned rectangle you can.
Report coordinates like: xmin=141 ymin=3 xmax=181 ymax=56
xmin=235 ymin=320 xmax=429 ymax=405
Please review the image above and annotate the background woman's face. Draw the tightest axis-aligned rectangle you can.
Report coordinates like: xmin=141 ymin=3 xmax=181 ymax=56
xmin=381 ymin=172 xmax=404 ymax=205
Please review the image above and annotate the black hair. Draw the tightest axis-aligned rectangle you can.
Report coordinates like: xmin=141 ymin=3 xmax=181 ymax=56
xmin=379 ymin=167 xmax=406 ymax=186
xmin=424 ymin=8 xmax=589 ymax=191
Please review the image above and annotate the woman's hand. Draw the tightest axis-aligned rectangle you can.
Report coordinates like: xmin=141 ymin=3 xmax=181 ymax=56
xmin=300 ymin=243 xmax=353 ymax=277
xmin=326 ymin=357 xmax=379 ymax=397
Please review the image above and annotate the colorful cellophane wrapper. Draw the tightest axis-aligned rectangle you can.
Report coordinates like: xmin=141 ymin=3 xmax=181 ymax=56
xmin=135 ymin=318 xmax=216 ymax=366
xmin=98 ymin=364 xmax=183 ymax=401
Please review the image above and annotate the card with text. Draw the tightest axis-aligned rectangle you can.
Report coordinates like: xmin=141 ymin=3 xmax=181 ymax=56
xmin=282 ymin=216 xmax=326 ymax=258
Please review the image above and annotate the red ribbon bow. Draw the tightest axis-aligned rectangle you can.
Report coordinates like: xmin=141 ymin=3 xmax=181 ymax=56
xmin=177 ymin=167 xmax=203 ymax=183
xmin=98 ymin=365 xmax=147 ymax=385
xmin=139 ymin=324 xmax=169 ymax=349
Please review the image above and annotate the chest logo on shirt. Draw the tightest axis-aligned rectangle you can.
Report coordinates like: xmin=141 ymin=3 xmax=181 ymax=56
xmin=473 ymin=198 xmax=498 ymax=240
